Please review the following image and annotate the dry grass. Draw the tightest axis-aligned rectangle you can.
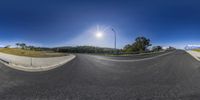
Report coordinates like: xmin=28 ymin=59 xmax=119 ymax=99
xmin=193 ymin=49 xmax=200 ymax=52
xmin=0 ymin=48 xmax=67 ymax=57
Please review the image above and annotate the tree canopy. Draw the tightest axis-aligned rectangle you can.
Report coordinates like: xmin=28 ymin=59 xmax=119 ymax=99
xmin=123 ymin=36 xmax=151 ymax=53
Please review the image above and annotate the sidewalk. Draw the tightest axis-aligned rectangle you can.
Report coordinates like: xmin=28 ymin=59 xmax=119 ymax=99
xmin=0 ymin=52 xmax=76 ymax=72
xmin=186 ymin=50 xmax=200 ymax=61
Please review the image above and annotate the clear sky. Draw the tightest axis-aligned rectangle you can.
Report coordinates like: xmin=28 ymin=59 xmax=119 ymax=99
xmin=0 ymin=0 xmax=200 ymax=49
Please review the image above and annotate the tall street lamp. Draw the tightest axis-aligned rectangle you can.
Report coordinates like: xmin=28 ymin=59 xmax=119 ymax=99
xmin=95 ymin=26 xmax=117 ymax=54
xmin=111 ymin=28 xmax=117 ymax=51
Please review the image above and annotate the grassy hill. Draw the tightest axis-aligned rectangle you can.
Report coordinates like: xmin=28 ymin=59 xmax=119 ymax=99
xmin=0 ymin=48 xmax=67 ymax=57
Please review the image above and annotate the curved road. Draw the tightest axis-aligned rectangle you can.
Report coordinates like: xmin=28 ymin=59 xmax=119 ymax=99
xmin=0 ymin=50 xmax=200 ymax=100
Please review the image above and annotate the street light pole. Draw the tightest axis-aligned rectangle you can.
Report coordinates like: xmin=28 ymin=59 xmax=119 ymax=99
xmin=95 ymin=26 xmax=117 ymax=54
xmin=111 ymin=28 xmax=117 ymax=53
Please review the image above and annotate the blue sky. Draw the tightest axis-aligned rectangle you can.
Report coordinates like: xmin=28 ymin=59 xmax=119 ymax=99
xmin=0 ymin=0 xmax=200 ymax=49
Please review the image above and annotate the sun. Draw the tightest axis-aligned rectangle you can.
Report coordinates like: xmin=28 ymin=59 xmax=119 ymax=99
xmin=96 ymin=32 xmax=103 ymax=38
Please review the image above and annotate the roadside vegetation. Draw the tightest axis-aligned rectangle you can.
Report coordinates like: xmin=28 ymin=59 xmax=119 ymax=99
xmin=0 ymin=43 xmax=67 ymax=57
xmin=1 ymin=36 xmax=175 ymax=57
xmin=123 ymin=37 xmax=152 ymax=53
xmin=54 ymin=36 xmax=175 ymax=55
xmin=53 ymin=46 xmax=116 ymax=54
xmin=0 ymin=48 xmax=67 ymax=57
xmin=123 ymin=36 xmax=175 ymax=54
xmin=193 ymin=49 xmax=200 ymax=52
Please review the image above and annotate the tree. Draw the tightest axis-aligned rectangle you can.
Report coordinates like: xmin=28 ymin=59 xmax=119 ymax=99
xmin=167 ymin=46 xmax=176 ymax=50
xmin=53 ymin=46 xmax=116 ymax=54
xmin=16 ymin=43 xmax=20 ymax=48
xmin=27 ymin=46 xmax=35 ymax=50
xmin=123 ymin=44 xmax=133 ymax=53
xmin=123 ymin=36 xmax=151 ymax=53
xmin=4 ymin=45 xmax=11 ymax=48
xmin=19 ymin=43 xmax=26 ymax=49
xmin=134 ymin=37 xmax=151 ymax=52
xmin=152 ymin=46 xmax=163 ymax=52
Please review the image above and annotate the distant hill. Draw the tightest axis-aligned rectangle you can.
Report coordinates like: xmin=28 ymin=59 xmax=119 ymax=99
xmin=52 ymin=46 xmax=119 ymax=53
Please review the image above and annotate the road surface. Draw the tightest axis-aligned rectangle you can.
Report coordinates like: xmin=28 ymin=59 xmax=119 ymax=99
xmin=0 ymin=50 xmax=200 ymax=100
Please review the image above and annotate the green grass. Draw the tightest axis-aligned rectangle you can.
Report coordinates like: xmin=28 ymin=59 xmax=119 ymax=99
xmin=193 ymin=49 xmax=200 ymax=52
xmin=0 ymin=48 xmax=67 ymax=57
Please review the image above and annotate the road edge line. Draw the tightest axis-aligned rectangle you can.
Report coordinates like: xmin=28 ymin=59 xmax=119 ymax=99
xmin=94 ymin=51 xmax=175 ymax=62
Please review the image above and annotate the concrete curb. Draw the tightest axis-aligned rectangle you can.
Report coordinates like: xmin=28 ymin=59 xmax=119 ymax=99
xmin=0 ymin=54 xmax=76 ymax=72
xmin=186 ymin=51 xmax=200 ymax=61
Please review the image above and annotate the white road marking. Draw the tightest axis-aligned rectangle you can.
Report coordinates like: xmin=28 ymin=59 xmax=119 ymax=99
xmin=93 ymin=51 xmax=175 ymax=62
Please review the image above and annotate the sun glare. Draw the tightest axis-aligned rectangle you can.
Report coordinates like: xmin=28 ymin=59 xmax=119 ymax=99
xmin=96 ymin=32 xmax=103 ymax=38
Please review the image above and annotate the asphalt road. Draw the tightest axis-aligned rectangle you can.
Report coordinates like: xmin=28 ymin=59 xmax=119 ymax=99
xmin=0 ymin=50 xmax=200 ymax=100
